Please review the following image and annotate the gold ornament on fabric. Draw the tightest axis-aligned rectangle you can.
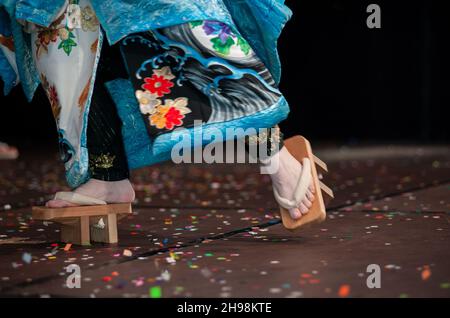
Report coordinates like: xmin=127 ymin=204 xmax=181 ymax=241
xmin=90 ymin=154 xmax=116 ymax=169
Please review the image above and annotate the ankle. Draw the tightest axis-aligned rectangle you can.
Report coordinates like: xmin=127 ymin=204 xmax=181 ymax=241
xmin=260 ymin=149 xmax=283 ymax=175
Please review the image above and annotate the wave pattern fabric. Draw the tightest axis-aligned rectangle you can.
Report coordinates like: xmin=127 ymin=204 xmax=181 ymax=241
xmin=119 ymin=20 xmax=286 ymax=158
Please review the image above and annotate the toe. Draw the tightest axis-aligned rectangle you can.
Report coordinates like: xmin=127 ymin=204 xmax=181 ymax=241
xmin=302 ymin=196 xmax=313 ymax=208
xmin=289 ymin=208 xmax=302 ymax=220
xmin=299 ymin=202 xmax=310 ymax=215
xmin=306 ymin=189 xmax=315 ymax=201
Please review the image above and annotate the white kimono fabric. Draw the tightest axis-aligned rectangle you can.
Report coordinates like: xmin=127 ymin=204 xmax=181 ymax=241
xmin=28 ymin=0 xmax=101 ymax=185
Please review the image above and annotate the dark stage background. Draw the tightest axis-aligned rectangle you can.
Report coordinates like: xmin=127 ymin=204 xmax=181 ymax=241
xmin=0 ymin=0 xmax=449 ymax=149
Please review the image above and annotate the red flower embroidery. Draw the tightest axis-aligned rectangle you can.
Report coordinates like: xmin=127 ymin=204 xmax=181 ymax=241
xmin=150 ymin=106 xmax=185 ymax=130
xmin=164 ymin=107 xmax=184 ymax=130
xmin=142 ymin=75 xmax=174 ymax=97
xmin=149 ymin=98 xmax=191 ymax=130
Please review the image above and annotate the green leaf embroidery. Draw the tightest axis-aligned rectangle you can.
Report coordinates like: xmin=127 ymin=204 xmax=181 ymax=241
xmin=58 ymin=38 xmax=77 ymax=56
xmin=58 ymin=30 xmax=77 ymax=56
xmin=210 ymin=36 xmax=235 ymax=56
xmin=190 ymin=21 xmax=203 ymax=28
xmin=237 ymin=37 xmax=251 ymax=55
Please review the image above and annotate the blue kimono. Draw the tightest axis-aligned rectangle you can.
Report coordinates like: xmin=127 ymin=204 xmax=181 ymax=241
xmin=0 ymin=0 xmax=292 ymax=188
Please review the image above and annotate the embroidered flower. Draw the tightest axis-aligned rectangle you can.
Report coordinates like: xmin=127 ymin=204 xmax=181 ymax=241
xmin=39 ymin=74 xmax=59 ymax=119
xmin=81 ymin=6 xmax=99 ymax=32
xmin=150 ymin=106 xmax=185 ymax=130
xmin=58 ymin=27 xmax=77 ymax=56
xmin=164 ymin=107 xmax=184 ymax=130
xmin=192 ymin=20 xmax=251 ymax=56
xmin=153 ymin=66 xmax=176 ymax=81
xmin=142 ymin=74 xmax=174 ymax=97
xmin=35 ymin=19 xmax=78 ymax=57
xmin=35 ymin=14 xmax=66 ymax=58
xmin=149 ymin=98 xmax=191 ymax=130
xmin=135 ymin=90 xmax=161 ymax=114
xmin=165 ymin=97 xmax=191 ymax=116
xmin=204 ymin=21 xmax=237 ymax=55
xmin=37 ymin=27 xmax=59 ymax=45
xmin=41 ymin=74 xmax=61 ymax=120
xmin=48 ymin=85 xmax=61 ymax=119
xmin=203 ymin=21 xmax=233 ymax=44
xmin=58 ymin=28 xmax=70 ymax=40
xmin=36 ymin=28 xmax=59 ymax=56
xmin=149 ymin=106 xmax=169 ymax=129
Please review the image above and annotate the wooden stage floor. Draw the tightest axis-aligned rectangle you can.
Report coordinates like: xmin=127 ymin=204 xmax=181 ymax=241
xmin=0 ymin=144 xmax=449 ymax=298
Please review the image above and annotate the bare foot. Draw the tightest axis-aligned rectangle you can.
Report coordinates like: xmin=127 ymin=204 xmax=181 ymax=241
xmin=46 ymin=179 xmax=135 ymax=208
xmin=264 ymin=147 xmax=315 ymax=220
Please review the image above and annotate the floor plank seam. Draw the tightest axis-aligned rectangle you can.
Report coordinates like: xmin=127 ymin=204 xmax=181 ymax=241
xmin=1 ymin=179 xmax=449 ymax=295
xmin=0 ymin=219 xmax=279 ymax=295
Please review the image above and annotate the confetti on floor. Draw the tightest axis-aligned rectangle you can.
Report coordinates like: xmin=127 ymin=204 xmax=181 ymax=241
xmin=0 ymin=145 xmax=449 ymax=297
xmin=338 ymin=285 xmax=351 ymax=298
xmin=123 ymin=249 xmax=133 ymax=257
xmin=149 ymin=286 xmax=162 ymax=298
xmin=21 ymin=253 xmax=32 ymax=264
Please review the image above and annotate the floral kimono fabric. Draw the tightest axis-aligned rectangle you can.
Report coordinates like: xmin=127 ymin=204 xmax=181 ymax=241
xmin=18 ymin=4 xmax=290 ymax=187
xmin=119 ymin=20 xmax=288 ymax=158
xmin=28 ymin=0 xmax=102 ymax=186
xmin=1 ymin=1 xmax=292 ymax=188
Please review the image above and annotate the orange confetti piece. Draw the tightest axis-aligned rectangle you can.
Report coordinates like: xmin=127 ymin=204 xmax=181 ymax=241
xmin=63 ymin=243 xmax=72 ymax=251
xmin=338 ymin=284 xmax=351 ymax=297
xmin=421 ymin=266 xmax=431 ymax=281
